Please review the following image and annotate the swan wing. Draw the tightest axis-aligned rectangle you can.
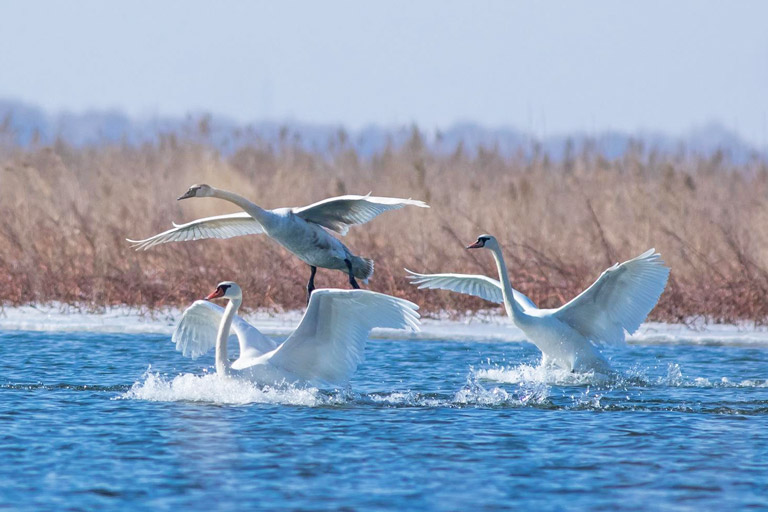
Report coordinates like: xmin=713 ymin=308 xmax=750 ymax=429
xmin=405 ymin=269 xmax=537 ymax=310
xmin=172 ymin=300 xmax=276 ymax=359
xmin=292 ymin=194 xmax=429 ymax=235
xmin=268 ymin=289 xmax=420 ymax=385
xmin=127 ymin=212 xmax=264 ymax=250
xmin=552 ymin=249 xmax=670 ymax=345
xmin=230 ymin=311 xmax=279 ymax=356
xmin=172 ymin=301 xmax=222 ymax=358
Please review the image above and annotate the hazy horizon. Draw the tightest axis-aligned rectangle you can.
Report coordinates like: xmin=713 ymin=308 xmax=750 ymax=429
xmin=1 ymin=1 xmax=767 ymax=147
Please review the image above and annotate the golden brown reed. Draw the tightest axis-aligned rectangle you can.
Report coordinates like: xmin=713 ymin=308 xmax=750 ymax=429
xmin=2 ymin=130 xmax=768 ymax=323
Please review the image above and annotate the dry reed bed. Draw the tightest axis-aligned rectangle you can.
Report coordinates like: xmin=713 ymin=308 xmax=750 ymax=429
xmin=1 ymin=133 xmax=767 ymax=323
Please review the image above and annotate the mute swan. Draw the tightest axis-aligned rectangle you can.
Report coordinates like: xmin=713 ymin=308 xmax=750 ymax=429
xmin=127 ymin=184 xmax=429 ymax=302
xmin=406 ymin=235 xmax=669 ymax=373
xmin=173 ymin=281 xmax=420 ymax=386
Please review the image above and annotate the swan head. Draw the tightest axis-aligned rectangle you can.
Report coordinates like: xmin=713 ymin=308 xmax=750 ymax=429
xmin=467 ymin=234 xmax=498 ymax=251
xmin=205 ymin=281 xmax=242 ymax=301
xmin=178 ymin=183 xmax=214 ymax=200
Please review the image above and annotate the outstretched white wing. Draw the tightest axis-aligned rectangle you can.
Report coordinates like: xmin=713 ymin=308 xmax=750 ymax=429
xmin=172 ymin=300 xmax=277 ymax=359
xmin=552 ymin=249 xmax=670 ymax=345
xmin=405 ymin=269 xmax=537 ymax=311
xmin=127 ymin=212 xmax=264 ymax=250
xmin=267 ymin=289 xmax=420 ymax=385
xmin=292 ymin=194 xmax=428 ymax=235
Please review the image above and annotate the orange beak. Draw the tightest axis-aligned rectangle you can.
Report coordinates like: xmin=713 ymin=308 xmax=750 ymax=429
xmin=467 ymin=240 xmax=484 ymax=249
xmin=205 ymin=287 xmax=225 ymax=300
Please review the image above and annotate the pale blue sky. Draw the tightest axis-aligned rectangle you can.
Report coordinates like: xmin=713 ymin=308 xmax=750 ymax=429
xmin=1 ymin=0 xmax=767 ymax=145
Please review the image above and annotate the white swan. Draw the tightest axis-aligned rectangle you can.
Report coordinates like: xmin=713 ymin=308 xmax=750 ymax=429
xmin=128 ymin=184 xmax=428 ymax=301
xmin=406 ymin=235 xmax=669 ymax=373
xmin=173 ymin=281 xmax=420 ymax=386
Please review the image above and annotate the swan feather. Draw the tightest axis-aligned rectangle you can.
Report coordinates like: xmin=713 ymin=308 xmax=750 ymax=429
xmin=404 ymin=269 xmax=538 ymax=310
xmin=552 ymin=249 xmax=670 ymax=345
xmin=127 ymin=212 xmax=264 ymax=250
xmin=293 ymin=194 xmax=429 ymax=236
xmin=268 ymin=289 xmax=420 ymax=385
xmin=172 ymin=300 xmax=277 ymax=359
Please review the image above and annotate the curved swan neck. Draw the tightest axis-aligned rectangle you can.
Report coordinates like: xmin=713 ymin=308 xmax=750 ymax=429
xmin=489 ymin=245 xmax=524 ymax=319
xmin=215 ymin=298 xmax=241 ymax=376
xmin=210 ymin=188 xmax=273 ymax=227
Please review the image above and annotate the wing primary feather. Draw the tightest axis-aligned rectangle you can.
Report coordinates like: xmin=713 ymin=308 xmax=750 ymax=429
xmin=552 ymin=249 xmax=669 ymax=346
xmin=293 ymin=195 xmax=428 ymax=234
xmin=126 ymin=213 xmax=264 ymax=250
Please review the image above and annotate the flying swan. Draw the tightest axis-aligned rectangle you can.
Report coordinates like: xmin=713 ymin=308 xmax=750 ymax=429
xmin=406 ymin=235 xmax=669 ymax=373
xmin=172 ymin=281 xmax=420 ymax=386
xmin=127 ymin=184 xmax=428 ymax=302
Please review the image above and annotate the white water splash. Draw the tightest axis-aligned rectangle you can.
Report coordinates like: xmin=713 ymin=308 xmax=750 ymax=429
xmin=664 ymin=363 xmax=684 ymax=386
xmin=476 ymin=362 xmax=612 ymax=386
xmin=717 ymin=377 xmax=768 ymax=388
xmin=686 ymin=376 xmax=768 ymax=388
xmin=453 ymin=382 xmax=513 ymax=406
xmin=614 ymin=364 xmax=768 ymax=389
xmin=122 ymin=370 xmax=336 ymax=406
xmin=368 ymin=391 xmax=443 ymax=407
xmin=566 ymin=387 xmax=606 ymax=409
xmin=453 ymin=369 xmax=551 ymax=406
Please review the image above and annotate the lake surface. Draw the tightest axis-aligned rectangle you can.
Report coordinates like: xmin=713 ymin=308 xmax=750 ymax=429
xmin=1 ymin=329 xmax=767 ymax=511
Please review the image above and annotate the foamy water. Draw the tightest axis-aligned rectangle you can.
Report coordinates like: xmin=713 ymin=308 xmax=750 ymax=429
xmin=123 ymin=369 xmax=548 ymax=409
xmin=122 ymin=369 xmax=332 ymax=406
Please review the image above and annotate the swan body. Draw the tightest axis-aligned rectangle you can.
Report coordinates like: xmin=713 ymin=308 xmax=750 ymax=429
xmin=173 ymin=282 xmax=420 ymax=386
xmin=407 ymin=235 xmax=669 ymax=372
xmin=260 ymin=207 xmax=367 ymax=274
xmin=128 ymin=185 xmax=428 ymax=299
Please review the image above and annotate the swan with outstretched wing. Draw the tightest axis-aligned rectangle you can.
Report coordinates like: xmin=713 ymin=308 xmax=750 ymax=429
xmin=407 ymin=236 xmax=669 ymax=372
xmin=173 ymin=282 xmax=420 ymax=386
xmin=172 ymin=299 xmax=276 ymax=360
xmin=128 ymin=185 xmax=428 ymax=303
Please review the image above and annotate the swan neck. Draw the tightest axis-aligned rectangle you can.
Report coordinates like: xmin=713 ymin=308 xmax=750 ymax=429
xmin=490 ymin=246 xmax=523 ymax=319
xmin=215 ymin=298 xmax=241 ymax=376
xmin=211 ymin=188 xmax=272 ymax=226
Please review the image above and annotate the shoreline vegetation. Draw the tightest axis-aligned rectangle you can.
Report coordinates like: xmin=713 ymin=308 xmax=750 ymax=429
xmin=2 ymin=126 xmax=768 ymax=323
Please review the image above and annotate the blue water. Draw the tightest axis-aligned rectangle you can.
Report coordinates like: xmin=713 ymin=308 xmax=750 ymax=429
xmin=1 ymin=329 xmax=767 ymax=511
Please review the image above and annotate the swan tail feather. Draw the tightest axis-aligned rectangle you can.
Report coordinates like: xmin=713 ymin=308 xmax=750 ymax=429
xmin=352 ymin=257 xmax=374 ymax=281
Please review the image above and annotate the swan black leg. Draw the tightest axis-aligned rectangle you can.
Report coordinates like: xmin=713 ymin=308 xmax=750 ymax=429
xmin=344 ymin=259 xmax=360 ymax=289
xmin=307 ymin=265 xmax=317 ymax=304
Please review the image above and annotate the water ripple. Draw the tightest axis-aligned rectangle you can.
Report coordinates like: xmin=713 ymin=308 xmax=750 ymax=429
xmin=2 ymin=330 xmax=767 ymax=511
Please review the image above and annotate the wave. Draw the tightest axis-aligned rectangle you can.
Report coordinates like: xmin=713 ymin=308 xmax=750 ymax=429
xmin=452 ymin=369 xmax=553 ymax=407
xmin=121 ymin=368 xmax=552 ymax=408
xmin=119 ymin=362 xmax=768 ymax=412
xmin=1 ymin=382 xmax=127 ymax=392
xmin=477 ymin=361 xmax=768 ymax=389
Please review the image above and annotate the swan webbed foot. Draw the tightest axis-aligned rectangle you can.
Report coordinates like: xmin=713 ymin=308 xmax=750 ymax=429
xmin=306 ymin=266 xmax=317 ymax=305
xmin=344 ymin=259 xmax=361 ymax=289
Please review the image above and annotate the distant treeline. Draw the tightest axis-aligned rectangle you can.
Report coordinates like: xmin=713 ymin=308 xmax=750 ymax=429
xmin=1 ymin=99 xmax=766 ymax=164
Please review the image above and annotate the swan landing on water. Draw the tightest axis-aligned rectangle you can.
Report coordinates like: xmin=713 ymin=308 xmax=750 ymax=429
xmin=127 ymin=184 xmax=429 ymax=302
xmin=407 ymin=235 xmax=670 ymax=373
xmin=172 ymin=282 xmax=420 ymax=387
